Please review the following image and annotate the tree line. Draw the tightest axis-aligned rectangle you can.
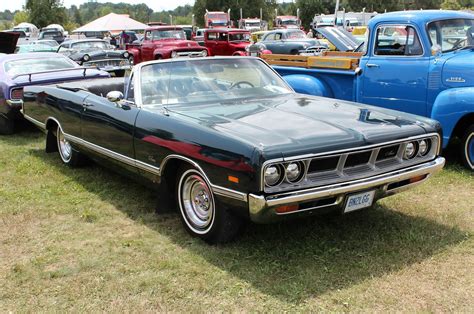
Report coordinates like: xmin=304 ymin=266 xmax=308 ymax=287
xmin=0 ymin=0 xmax=472 ymax=31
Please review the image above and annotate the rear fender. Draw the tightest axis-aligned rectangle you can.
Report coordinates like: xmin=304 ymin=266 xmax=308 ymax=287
xmin=282 ymin=74 xmax=333 ymax=97
xmin=431 ymin=87 xmax=474 ymax=148
xmin=232 ymin=51 xmax=246 ymax=56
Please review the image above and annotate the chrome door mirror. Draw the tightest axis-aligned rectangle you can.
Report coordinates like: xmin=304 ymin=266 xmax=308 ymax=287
xmin=106 ymin=91 xmax=124 ymax=102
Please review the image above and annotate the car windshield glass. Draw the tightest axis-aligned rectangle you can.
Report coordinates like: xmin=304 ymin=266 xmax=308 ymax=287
xmin=150 ymin=30 xmax=186 ymax=40
xmin=427 ymin=18 xmax=474 ymax=52
xmin=72 ymin=41 xmax=108 ymax=50
xmin=34 ymin=40 xmax=58 ymax=47
xmin=287 ymin=30 xmax=306 ymax=39
xmin=229 ymin=32 xmax=250 ymax=41
xmin=40 ymin=32 xmax=61 ymax=38
xmin=4 ymin=57 xmax=77 ymax=76
xmin=245 ymin=21 xmax=260 ymax=27
xmin=281 ymin=19 xmax=298 ymax=26
xmin=139 ymin=58 xmax=292 ymax=106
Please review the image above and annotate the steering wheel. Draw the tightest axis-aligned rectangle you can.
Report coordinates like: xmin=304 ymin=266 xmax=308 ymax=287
xmin=451 ymin=38 xmax=466 ymax=50
xmin=230 ymin=81 xmax=255 ymax=89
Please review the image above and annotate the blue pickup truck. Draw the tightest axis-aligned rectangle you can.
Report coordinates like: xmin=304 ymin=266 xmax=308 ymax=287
xmin=265 ymin=10 xmax=474 ymax=170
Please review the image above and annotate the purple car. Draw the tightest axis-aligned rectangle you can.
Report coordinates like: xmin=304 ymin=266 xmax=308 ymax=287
xmin=0 ymin=34 xmax=110 ymax=134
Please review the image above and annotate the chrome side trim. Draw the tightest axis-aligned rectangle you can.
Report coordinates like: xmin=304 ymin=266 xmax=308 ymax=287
xmin=22 ymin=113 xmax=46 ymax=129
xmin=62 ymin=133 xmax=248 ymax=202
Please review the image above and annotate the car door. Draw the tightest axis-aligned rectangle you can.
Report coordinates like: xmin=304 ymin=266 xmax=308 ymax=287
xmin=359 ymin=24 xmax=429 ymax=116
xmin=141 ymin=30 xmax=155 ymax=61
xmin=80 ymin=79 xmax=140 ymax=163
xmin=262 ymin=32 xmax=278 ymax=53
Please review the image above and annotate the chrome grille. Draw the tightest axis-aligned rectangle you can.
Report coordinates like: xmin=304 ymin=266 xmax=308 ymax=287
xmin=262 ymin=134 xmax=440 ymax=193
xmin=84 ymin=59 xmax=130 ymax=68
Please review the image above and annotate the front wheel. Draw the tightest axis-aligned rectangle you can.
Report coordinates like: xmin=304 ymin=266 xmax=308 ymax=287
xmin=0 ymin=114 xmax=14 ymax=135
xmin=176 ymin=165 xmax=244 ymax=244
xmin=460 ymin=125 xmax=474 ymax=170
xmin=56 ymin=125 xmax=85 ymax=167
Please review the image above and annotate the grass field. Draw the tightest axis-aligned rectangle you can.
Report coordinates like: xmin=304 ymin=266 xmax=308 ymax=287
xmin=1 ymin=128 xmax=473 ymax=311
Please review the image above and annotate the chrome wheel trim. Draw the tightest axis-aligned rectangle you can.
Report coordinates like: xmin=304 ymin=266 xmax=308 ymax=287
xmin=57 ymin=125 xmax=72 ymax=163
xmin=178 ymin=169 xmax=215 ymax=235
xmin=465 ymin=132 xmax=474 ymax=170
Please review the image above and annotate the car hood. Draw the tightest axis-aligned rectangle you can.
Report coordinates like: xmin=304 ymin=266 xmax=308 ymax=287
xmin=315 ymin=27 xmax=359 ymax=51
xmin=0 ymin=32 xmax=20 ymax=54
xmin=442 ymin=49 xmax=474 ymax=88
xmin=166 ymin=94 xmax=435 ymax=159
xmin=154 ymin=39 xmax=203 ymax=48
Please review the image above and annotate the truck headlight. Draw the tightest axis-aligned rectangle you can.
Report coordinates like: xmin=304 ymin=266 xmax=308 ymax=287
xmin=404 ymin=142 xmax=418 ymax=159
xmin=264 ymin=165 xmax=283 ymax=187
xmin=171 ymin=51 xmax=177 ymax=58
xmin=200 ymin=50 xmax=208 ymax=57
xmin=123 ymin=51 xmax=129 ymax=58
xmin=285 ymin=162 xmax=304 ymax=183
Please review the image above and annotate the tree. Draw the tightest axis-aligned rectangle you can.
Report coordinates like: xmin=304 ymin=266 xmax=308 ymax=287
xmin=70 ymin=5 xmax=82 ymax=25
xmin=25 ymin=0 xmax=68 ymax=28
xmin=13 ymin=11 xmax=29 ymax=25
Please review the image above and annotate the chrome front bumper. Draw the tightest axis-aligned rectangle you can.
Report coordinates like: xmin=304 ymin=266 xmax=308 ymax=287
xmin=248 ymin=157 xmax=445 ymax=223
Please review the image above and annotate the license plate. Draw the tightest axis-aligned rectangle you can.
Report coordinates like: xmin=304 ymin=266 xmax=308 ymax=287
xmin=344 ymin=190 xmax=375 ymax=213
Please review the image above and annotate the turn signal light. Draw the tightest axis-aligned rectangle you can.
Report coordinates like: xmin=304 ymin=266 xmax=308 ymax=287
xmin=409 ymin=174 xmax=427 ymax=184
xmin=275 ymin=204 xmax=299 ymax=214
xmin=228 ymin=175 xmax=239 ymax=183
xmin=10 ymin=88 xmax=24 ymax=100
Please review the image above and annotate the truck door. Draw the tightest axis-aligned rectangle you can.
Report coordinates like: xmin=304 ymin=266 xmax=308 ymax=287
xmin=141 ymin=30 xmax=155 ymax=61
xmin=360 ymin=24 xmax=429 ymax=116
xmin=205 ymin=31 xmax=218 ymax=56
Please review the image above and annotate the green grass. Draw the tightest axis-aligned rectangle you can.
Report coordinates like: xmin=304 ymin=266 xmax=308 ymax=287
xmin=1 ymin=129 xmax=473 ymax=312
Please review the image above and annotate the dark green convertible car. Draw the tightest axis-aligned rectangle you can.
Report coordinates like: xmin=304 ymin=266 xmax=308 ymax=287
xmin=21 ymin=57 xmax=445 ymax=243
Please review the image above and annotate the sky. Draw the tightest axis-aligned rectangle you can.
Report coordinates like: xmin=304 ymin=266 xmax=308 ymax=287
xmin=4 ymin=0 xmax=194 ymax=12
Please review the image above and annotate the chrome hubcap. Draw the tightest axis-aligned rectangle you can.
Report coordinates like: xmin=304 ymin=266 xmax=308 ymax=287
xmin=58 ymin=127 xmax=72 ymax=162
xmin=181 ymin=174 xmax=214 ymax=230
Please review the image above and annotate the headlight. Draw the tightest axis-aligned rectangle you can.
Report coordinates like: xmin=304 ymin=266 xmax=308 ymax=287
xmin=200 ymin=50 xmax=208 ymax=57
xmin=264 ymin=165 xmax=283 ymax=187
xmin=123 ymin=51 xmax=129 ymax=58
xmin=245 ymin=45 xmax=250 ymax=52
xmin=285 ymin=162 xmax=304 ymax=183
xmin=404 ymin=142 xmax=418 ymax=159
xmin=83 ymin=54 xmax=90 ymax=62
xmin=171 ymin=51 xmax=177 ymax=58
xmin=418 ymin=139 xmax=430 ymax=156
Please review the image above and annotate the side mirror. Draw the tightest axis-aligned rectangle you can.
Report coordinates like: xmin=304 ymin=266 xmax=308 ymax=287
xmin=431 ymin=44 xmax=442 ymax=57
xmin=107 ymin=91 xmax=124 ymax=102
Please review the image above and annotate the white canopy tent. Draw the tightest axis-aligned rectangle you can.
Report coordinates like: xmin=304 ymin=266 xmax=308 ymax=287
xmin=72 ymin=13 xmax=148 ymax=33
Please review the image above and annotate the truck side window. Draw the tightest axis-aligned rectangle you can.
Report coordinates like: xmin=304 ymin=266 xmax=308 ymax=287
xmin=207 ymin=32 xmax=218 ymax=40
xmin=374 ymin=25 xmax=423 ymax=56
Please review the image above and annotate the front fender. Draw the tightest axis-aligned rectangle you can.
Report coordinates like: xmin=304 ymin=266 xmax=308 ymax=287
xmin=282 ymin=74 xmax=333 ymax=97
xmin=431 ymin=87 xmax=474 ymax=148
xmin=153 ymin=48 xmax=168 ymax=59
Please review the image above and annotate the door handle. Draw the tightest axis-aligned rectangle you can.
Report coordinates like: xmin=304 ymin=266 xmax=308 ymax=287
xmin=82 ymin=102 xmax=93 ymax=111
xmin=366 ymin=63 xmax=380 ymax=68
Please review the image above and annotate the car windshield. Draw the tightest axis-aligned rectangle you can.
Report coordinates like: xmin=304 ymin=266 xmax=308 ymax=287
xmin=287 ymin=31 xmax=306 ymax=39
xmin=40 ymin=31 xmax=61 ymax=39
xmin=229 ymin=32 xmax=250 ymax=41
xmin=427 ymin=18 xmax=474 ymax=52
xmin=281 ymin=19 xmax=298 ymax=26
xmin=245 ymin=21 xmax=261 ymax=27
xmin=149 ymin=30 xmax=186 ymax=40
xmin=33 ymin=40 xmax=58 ymax=47
xmin=4 ymin=57 xmax=77 ymax=77
xmin=139 ymin=58 xmax=292 ymax=106
xmin=72 ymin=41 xmax=108 ymax=50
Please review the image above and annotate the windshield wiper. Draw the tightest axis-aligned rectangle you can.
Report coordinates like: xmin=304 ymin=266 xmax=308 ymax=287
xmin=455 ymin=45 xmax=474 ymax=51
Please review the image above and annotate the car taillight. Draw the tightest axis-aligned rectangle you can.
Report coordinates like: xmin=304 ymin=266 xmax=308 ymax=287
xmin=10 ymin=88 xmax=24 ymax=100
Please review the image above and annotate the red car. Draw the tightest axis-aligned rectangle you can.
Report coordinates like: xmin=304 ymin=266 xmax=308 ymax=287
xmin=126 ymin=26 xmax=208 ymax=64
xmin=204 ymin=28 xmax=251 ymax=56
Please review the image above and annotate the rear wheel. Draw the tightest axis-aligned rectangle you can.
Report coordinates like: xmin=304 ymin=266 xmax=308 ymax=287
xmin=176 ymin=165 xmax=244 ymax=244
xmin=56 ymin=125 xmax=85 ymax=167
xmin=0 ymin=114 xmax=14 ymax=135
xmin=460 ymin=125 xmax=474 ymax=170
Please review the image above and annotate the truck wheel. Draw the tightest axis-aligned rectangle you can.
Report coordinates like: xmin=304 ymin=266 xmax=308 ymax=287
xmin=460 ymin=125 xmax=474 ymax=170
xmin=0 ymin=115 xmax=14 ymax=135
xmin=176 ymin=165 xmax=244 ymax=244
xmin=56 ymin=125 xmax=85 ymax=167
